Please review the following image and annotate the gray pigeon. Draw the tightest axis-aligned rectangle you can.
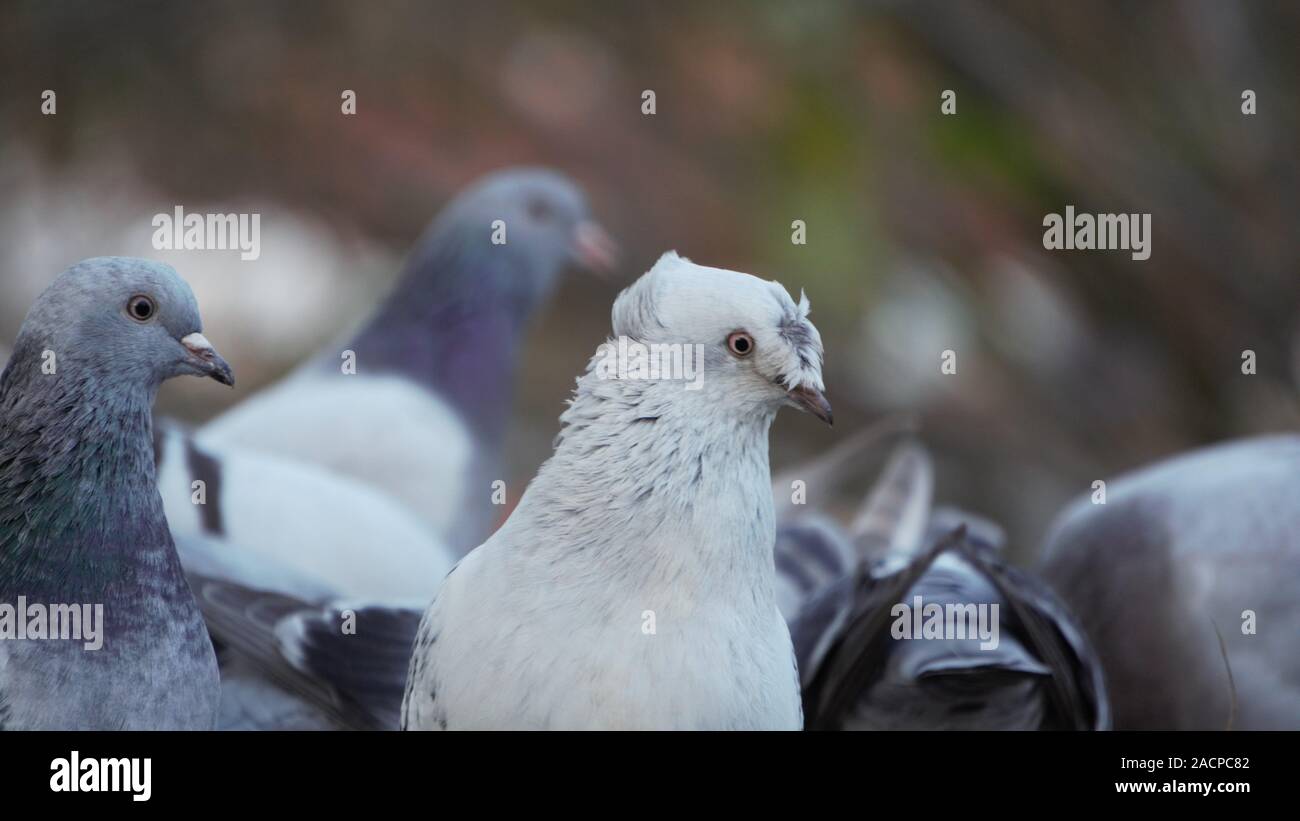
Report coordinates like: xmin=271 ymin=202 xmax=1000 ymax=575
xmin=783 ymin=441 xmax=1109 ymax=730
xmin=1039 ymin=435 xmax=1300 ymax=730
xmin=192 ymin=167 xmax=617 ymax=556
xmin=0 ymin=257 xmax=231 ymax=730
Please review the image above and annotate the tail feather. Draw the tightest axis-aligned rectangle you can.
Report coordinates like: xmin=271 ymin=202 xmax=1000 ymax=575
xmin=771 ymin=414 xmax=916 ymax=520
xmin=848 ymin=440 xmax=934 ymax=562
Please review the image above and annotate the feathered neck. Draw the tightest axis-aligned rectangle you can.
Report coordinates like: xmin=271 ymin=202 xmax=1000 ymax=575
xmin=0 ymin=343 xmax=177 ymax=600
xmin=345 ymin=230 xmax=546 ymax=440
xmin=507 ymin=357 xmax=780 ymax=602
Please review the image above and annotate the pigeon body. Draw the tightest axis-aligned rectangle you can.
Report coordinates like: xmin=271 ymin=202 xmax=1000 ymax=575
xmin=0 ymin=257 xmax=229 ymax=730
xmin=783 ymin=441 xmax=1107 ymax=730
xmin=155 ymin=422 xmax=453 ymax=603
xmin=794 ymin=516 xmax=1108 ymax=730
xmin=402 ymin=252 xmax=827 ymax=730
xmin=213 ymin=655 xmax=342 ymax=731
xmin=1039 ymin=435 xmax=1300 ymax=730
xmin=196 ymin=168 xmax=612 ymax=554
xmin=774 ymin=514 xmax=856 ymax=623
xmin=152 ymin=423 xmax=454 ymax=729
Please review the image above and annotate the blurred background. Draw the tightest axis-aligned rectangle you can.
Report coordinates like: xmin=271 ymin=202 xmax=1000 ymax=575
xmin=1 ymin=0 xmax=1297 ymax=561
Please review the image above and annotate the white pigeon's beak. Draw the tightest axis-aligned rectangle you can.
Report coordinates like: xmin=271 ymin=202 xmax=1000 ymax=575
xmin=571 ymin=221 xmax=620 ymax=276
xmin=181 ymin=332 xmax=235 ymax=387
xmin=788 ymin=384 xmax=833 ymax=426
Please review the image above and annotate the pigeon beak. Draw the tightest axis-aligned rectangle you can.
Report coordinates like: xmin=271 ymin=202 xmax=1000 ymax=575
xmin=181 ymin=332 xmax=235 ymax=387
xmin=788 ymin=384 xmax=833 ymax=426
xmin=571 ymin=221 xmax=620 ymax=276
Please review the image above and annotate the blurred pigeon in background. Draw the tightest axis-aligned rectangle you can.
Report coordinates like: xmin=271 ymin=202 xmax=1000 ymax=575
xmin=154 ymin=421 xmax=455 ymax=728
xmin=156 ymin=422 xmax=454 ymax=603
xmin=1039 ymin=435 xmax=1300 ymax=730
xmin=783 ymin=440 xmax=1109 ymax=730
xmin=153 ymin=168 xmax=611 ymax=728
xmin=195 ymin=167 xmax=617 ymax=555
xmin=403 ymin=252 xmax=828 ymax=729
xmin=0 ymin=258 xmax=230 ymax=730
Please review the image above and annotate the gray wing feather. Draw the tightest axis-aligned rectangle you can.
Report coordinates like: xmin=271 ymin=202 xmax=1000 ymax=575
xmin=849 ymin=440 xmax=934 ymax=561
xmin=190 ymin=573 xmax=420 ymax=730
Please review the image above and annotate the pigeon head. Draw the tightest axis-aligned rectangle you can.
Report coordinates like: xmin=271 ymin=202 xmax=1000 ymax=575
xmin=347 ymin=168 xmax=615 ymax=441
xmin=429 ymin=167 xmax=617 ymax=311
xmin=16 ymin=257 xmax=233 ymax=390
xmin=611 ymin=251 xmax=830 ymax=424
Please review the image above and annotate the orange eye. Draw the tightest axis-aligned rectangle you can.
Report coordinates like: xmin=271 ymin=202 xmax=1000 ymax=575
xmin=727 ymin=331 xmax=754 ymax=357
xmin=127 ymin=295 xmax=156 ymax=322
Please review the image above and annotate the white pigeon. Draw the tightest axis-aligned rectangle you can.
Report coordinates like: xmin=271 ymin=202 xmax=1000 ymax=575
xmin=402 ymin=252 xmax=831 ymax=730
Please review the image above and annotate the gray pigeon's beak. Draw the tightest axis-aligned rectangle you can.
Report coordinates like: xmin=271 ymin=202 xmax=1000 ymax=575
xmin=571 ymin=221 xmax=620 ymax=276
xmin=181 ymin=332 xmax=235 ymax=387
xmin=788 ymin=384 xmax=833 ymax=426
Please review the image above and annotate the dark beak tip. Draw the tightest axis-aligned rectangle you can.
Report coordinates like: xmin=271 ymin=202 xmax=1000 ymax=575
xmin=206 ymin=356 xmax=235 ymax=388
xmin=213 ymin=364 xmax=235 ymax=388
xmin=181 ymin=334 xmax=234 ymax=387
xmin=789 ymin=385 xmax=833 ymax=426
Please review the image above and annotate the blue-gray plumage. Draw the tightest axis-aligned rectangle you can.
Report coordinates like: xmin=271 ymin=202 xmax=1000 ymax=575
xmin=1040 ymin=435 xmax=1300 ymax=730
xmin=774 ymin=515 xmax=857 ymax=623
xmin=343 ymin=167 xmax=614 ymax=442
xmin=0 ymin=257 xmax=231 ymax=730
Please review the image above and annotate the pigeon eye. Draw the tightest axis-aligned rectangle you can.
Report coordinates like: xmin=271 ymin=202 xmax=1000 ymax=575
xmin=127 ymin=295 xmax=156 ymax=322
xmin=726 ymin=331 xmax=754 ymax=357
xmin=526 ymin=198 xmax=555 ymax=222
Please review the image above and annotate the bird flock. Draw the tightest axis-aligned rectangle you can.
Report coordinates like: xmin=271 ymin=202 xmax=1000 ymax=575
xmin=0 ymin=168 xmax=1294 ymax=730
